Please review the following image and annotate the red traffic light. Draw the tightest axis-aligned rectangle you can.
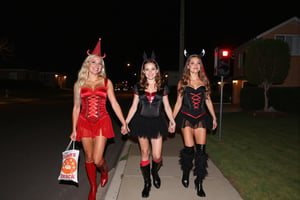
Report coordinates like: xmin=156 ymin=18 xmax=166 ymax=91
xmin=221 ymin=49 xmax=230 ymax=57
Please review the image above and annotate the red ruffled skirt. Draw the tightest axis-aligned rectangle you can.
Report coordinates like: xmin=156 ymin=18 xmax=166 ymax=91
xmin=76 ymin=112 xmax=115 ymax=141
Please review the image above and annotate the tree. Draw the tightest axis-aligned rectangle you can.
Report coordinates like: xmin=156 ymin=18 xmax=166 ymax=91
xmin=245 ymin=39 xmax=290 ymax=111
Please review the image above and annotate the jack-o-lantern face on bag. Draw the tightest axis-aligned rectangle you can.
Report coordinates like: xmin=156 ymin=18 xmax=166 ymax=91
xmin=61 ymin=157 xmax=77 ymax=174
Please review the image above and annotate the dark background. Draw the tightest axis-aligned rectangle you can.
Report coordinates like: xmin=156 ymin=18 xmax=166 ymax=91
xmin=1 ymin=0 xmax=299 ymax=84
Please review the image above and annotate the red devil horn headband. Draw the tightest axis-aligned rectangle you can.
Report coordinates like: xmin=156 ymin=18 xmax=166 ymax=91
xmin=87 ymin=38 xmax=106 ymax=58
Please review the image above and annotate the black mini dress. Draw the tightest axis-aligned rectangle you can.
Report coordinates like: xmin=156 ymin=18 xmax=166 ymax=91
xmin=128 ymin=83 xmax=169 ymax=138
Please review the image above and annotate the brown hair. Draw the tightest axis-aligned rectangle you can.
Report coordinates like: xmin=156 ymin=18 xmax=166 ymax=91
xmin=178 ymin=54 xmax=211 ymax=97
xmin=139 ymin=58 xmax=162 ymax=89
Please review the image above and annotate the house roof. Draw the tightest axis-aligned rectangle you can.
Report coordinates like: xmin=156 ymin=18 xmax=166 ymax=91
xmin=255 ymin=16 xmax=300 ymax=39
xmin=234 ymin=16 xmax=300 ymax=52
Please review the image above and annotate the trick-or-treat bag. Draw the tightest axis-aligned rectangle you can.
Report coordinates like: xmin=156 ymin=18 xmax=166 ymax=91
xmin=58 ymin=140 xmax=80 ymax=183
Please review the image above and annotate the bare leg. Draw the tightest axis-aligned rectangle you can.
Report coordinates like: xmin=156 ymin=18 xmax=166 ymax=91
xmin=93 ymin=135 xmax=107 ymax=166
xmin=194 ymin=127 xmax=206 ymax=145
xmin=181 ymin=127 xmax=195 ymax=147
xmin=150 ymin=136 xmax=163 ymax=161
xmin=81 ymin=137 xmax=95 ymax=162
xmin=138 ymin=137 xmax=151 ymax=161
xmin=94 ymin=132 xmax=108 ymax=187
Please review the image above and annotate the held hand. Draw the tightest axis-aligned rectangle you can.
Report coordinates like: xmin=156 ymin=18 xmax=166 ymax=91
xmin=168 ymin=126 xmax=175 ymax=133
xmin=168 ymin=121 xmax=176 ymax=133
xmin=121 ymin=124 xmax=129 ymax=135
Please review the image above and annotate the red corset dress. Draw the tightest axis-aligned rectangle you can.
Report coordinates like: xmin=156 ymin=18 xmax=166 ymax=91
xmin=76 ymin=79 xmax=114 ymax=141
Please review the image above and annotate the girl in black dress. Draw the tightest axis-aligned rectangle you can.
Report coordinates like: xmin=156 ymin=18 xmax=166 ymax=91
xmin=125 ymin=58 xmax=176 ymax=198
xmin=173 ymin=51 xmax=217 ymax=197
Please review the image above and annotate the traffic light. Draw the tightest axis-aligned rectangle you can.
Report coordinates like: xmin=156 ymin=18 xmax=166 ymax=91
xmin=214 ymin=48 xmax=231 ymax=77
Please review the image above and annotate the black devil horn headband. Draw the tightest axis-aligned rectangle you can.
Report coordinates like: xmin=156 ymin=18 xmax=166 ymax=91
xmin=143 ymin=50 xmax=156 ymax=61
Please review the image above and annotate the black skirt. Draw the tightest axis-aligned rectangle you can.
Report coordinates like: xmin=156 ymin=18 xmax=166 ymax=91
xmin=128 ymin=113 xmax=169 ymax=138
xmin=175 ymin=111 xmax=213 ymax=130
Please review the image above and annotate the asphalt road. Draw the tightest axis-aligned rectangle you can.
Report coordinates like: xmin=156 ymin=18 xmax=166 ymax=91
xmin=0 ymin=92 xmax=132 ymax=200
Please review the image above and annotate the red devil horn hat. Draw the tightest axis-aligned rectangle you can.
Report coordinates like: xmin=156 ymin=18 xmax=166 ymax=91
xmin=87 ymin=38 xmax=106 ymax=58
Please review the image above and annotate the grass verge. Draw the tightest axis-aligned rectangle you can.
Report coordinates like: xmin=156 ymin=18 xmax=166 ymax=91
xmin=207 ymin=112 xmax=300 ymax=200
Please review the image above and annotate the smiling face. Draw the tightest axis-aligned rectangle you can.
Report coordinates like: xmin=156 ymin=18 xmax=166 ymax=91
xmin=188 ymin=57 xmax=202 ymax=73
xmin=88 ymin=56 xmax=104 ymax=74
xmin=143 ymin=62 xmax=158 ymax=80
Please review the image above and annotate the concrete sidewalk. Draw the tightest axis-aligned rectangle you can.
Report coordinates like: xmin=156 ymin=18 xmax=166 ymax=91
xmin=98 ymin=103 xmax=243 ymax=200
xmin=102 ymin=134 xmax=243 ymax=200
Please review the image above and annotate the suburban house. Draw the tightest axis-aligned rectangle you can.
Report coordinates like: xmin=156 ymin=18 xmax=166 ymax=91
xmin=231 ymin=16 xmax=300 ymax=104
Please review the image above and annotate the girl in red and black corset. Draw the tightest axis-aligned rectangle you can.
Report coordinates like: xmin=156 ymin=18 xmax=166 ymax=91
xmin=173 ymin=50 xmax=217 ymax=197
xmin=70 ymin=38 xmax=128 ymax=200
xmin=125 ymin=57 xmax=176 ymax=198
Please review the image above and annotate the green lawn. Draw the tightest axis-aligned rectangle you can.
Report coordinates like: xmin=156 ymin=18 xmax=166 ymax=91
xmin=207 ymin=112 xmax=300 ymax=200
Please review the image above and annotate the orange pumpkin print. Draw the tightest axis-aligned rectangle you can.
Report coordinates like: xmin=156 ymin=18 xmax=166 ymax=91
xmin=61 ymin=157 xmax=77 ymax=174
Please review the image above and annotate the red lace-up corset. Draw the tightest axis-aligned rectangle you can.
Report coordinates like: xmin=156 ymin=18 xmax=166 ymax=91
xmin=180 ymin=86 xmax=206 ymax=119
xmin=80 ymin=86 xmax=107 ymax=122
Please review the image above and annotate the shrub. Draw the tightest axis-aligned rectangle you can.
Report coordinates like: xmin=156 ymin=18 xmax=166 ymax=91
xmin=269 ymin=87 xmax=300 ymax=113
xmin=240 ymin=87 xmax=264 ymax=110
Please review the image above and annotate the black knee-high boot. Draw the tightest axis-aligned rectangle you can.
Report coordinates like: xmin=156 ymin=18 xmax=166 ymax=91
xmin=151 ymin=159 xmax=162 ymax=189
xmin=194 ymin=144 xmax=208 ymax=197
xmin=141 ymin=164 xmax=151 ymax=198
xmin=179 ymin=146 xmax=194 ymax=188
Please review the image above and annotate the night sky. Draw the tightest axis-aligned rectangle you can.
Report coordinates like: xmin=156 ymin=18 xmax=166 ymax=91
xmin=1 ymin=1 xmax=299 ymax=83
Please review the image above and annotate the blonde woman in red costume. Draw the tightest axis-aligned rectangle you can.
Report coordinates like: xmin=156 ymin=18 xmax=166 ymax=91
xmin=70 ymin=38 xmax=128 ymax=200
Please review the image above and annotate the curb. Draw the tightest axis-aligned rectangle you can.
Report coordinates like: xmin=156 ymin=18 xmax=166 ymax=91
xmin=103 ymin=140 xmax=131 ymax=200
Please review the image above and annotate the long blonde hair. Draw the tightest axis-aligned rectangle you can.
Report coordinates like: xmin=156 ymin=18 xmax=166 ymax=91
xmin=74 ymin=55 xmax=106 ymax=102
xmin=178 ymin=54 xmax=211 ymax=97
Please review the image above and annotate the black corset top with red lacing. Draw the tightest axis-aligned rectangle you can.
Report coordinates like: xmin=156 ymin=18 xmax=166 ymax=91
xmin=180 ymin=85 xmax=207 ymax=119
xmin=80 ymin=80 xmax=108 ymax=122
